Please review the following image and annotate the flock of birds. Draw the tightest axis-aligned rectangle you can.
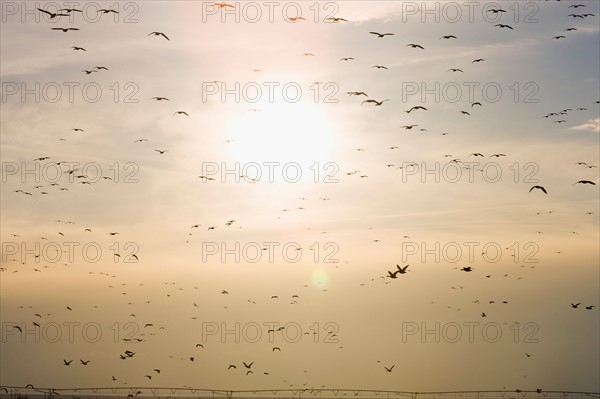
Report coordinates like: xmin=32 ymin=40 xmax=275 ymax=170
xmin=1 ymin=0 xmax=599 ymax=392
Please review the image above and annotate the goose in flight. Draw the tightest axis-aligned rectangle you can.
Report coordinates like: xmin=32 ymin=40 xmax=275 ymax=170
xmin=369 ymin=32 xmax=394 ymax=38
xmin=152 ymin=96 xmax=169 ymax=101
xmin=406 ymin=43 xmax=425 ymax=49
xmin=243 ymin=361 xmax=254 ymax=369
xmin=573 ymin=180 xmax=595 ymax=185
xmin=37 ymin=8 xmax=69 ymax=18
xmin=71 ymin=46 xmax=86 ymax=51
xmin=362 ymin=99 xmax=389 ymax=106
xmin=387 ymin=270 xmax=400 ymax=279
xmin=60 ymin=8 xmax=83 ymax=13
xmin=472 ymin=58 xmax=485 ymax=63
xmin=154 ymin=150 xmax=168 ymax=154
xmin=94 ymin=66 xmax=109 ymax=70
xmin=529 ymin=186 xmax=547 ymax=194
xmin=495 ymin=24 xmax=514 ymax=29
xmin=571 ymin=303 xmax=581 ymax=308
xmin=51 ymin=27 xmax=79 ymax=32
xmin=148 ymin=32 xmax=170 ymax=40
xmin=173 ymin=111 xmax=189 ymax=116
xmin=460 ymin=266 xmax=473 ymax=272
xmin=134 ymin=139 xmax=148 ymax=143
xmin=326 ymin=17 xmax=348 ymax=22
xmin=288 ymin=17 xmax=306 ymax=22
xmin=227 ymin=364 xmax=236 ymax=369
xmin=407 ymin=106 xmax=427 ymax=112
xmin=82 ymin=70 xmax=97 ymax=75
xmin=490 ymin=154 xmax=505 ymax=157
xmin=215 ymin=3 xmax=235 ymax=8
xmin=553 ymin=36 xmax=566 ymax=40
xmin=63 ymin=359 xmax=73 ymax=366
xmin=440 ymin=35 xmax=457 ymax=39
xmin=400 ymin=125 xmax=418 ymax=129
xmin=396 ymin=264 xmax=409 ymax=274
xmin=80 ymin=359 xmax=90 ymax=365
xmin=448 ymin=68 xmax=463 ymax=72
xmin=347 ymin=91 xmax=368 ymax=96
xmin=99 ymin=8 xmax=119 ymax=14
xmin=340 ymin=57 xmax=354 ymax=61
xmin=460 ymin=110 xmax=471 ymax=115
xmin=384 ymin=365 xmax=394 ymax=372
xmin=586 ymin=306 xmax=595 ymax=310
xmin=372 ymin=65 xmax=388 ymax=69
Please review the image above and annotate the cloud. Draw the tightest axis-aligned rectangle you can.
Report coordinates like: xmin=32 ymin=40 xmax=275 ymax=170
xmin=570 ymin=118 xmax=600 ymax=133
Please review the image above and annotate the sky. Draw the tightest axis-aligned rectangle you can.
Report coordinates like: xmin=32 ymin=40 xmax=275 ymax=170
xmin=0 ymin=0 xmax=599 ymax=393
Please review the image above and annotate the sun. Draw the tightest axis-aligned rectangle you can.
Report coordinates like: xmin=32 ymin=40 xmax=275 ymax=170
xmin=224 ymin=101 xmax=337 ymax=166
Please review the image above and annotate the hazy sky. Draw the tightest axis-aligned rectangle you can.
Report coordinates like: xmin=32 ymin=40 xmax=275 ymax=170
xmin=1 ymin=0 xmax=599 ymax=392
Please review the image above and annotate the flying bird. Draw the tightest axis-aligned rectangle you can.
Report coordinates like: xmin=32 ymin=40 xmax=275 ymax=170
xmin=148 ymin=32 xmax=170 ymax=40
xmin=529 ymin=186 xmax=547 ymax=194
xmin=396 ymin=264 xmax=409 ymax=274
xmin=51 ymin=27 xmax=80 ymax=32
xmin=369 ymin=32 xmax=394 ymax=38
xmin=362 ymin=99 xmax=389 ymax=106
xmin=37 ymin=8 xmax=69 ymax=18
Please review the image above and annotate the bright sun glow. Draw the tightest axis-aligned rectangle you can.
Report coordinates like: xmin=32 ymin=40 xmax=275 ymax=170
xmin=225 ymin=101 xmax=337 ymax=165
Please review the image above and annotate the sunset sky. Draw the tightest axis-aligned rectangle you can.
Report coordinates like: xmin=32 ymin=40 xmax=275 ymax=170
xmin=1 ymin=0 xmax=599 ymax=392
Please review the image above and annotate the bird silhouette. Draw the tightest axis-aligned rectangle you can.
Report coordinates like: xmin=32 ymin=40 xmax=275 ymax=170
xmin=369 ymin=32 xmax=394 ymax=38
xmin=396 ymin=264 xmax=409 ymax=274
xmin=362 ymin=99 xmax=389 ymax=106
xmin=51 ymin=27 xmax=80 ymax=32
xmin=529 ymin=186 xmax=547 ymax=194
xmin=37 ymin=8 xmax=69 ymax=18
xmin=148 ymin=32 xmax=170 ymax=40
